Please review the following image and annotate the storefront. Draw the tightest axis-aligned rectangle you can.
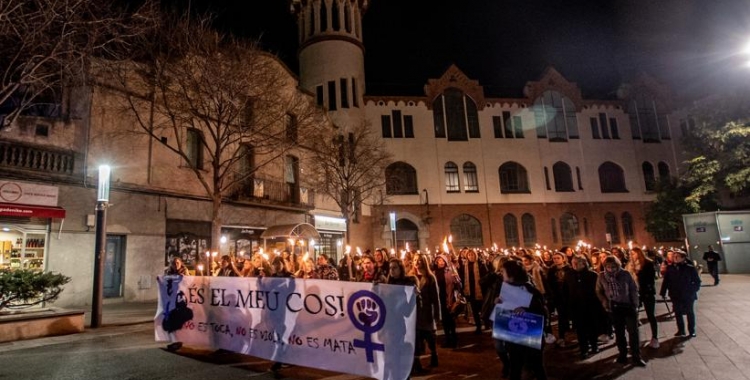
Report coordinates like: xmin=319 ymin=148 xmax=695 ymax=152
xmin=313 ymin=215 xmax=346 ymax=264
xmin=0 ymin=180 xmax=65 ymax=271
xmin=219 ymin=225 xmax=266 ymax=257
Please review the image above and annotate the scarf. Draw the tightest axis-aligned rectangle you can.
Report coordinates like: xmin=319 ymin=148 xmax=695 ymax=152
xmin=603 ymin=270 xmax=620 ymax=300
xmin=462 ymin=261 xmax=483 ymax=301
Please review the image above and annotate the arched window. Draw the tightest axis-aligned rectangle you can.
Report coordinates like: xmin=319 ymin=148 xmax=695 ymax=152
xmin=499 ymin=162 xmax=530 ymax=193
xmin=463 ymin=162 xmax=479 ymax=192
xmin=395 ymin=219 xmax=419 ymax=250
xmin=319 ymin=0 xmax=328 ymax=31
xmin=642 ymin=162 xmax=656 ymax=191
xmin=331 ymin=0 xmax=340 ymax=31
xmin=432 ymin=88 xmax=480 ymax=141
xmin=386 ymin=162 xmax=418 ymax=195
xmin=504 ymin=214 xmax=519 ymax=246
xmin=658 ymin=162 xmax=670 ymax=182
xmin=521 ymin=213 xmax=537 ymax=245
xmin=605 ymin=212 xmax=620 ymax=244
xmin=186 ymin=128 xmax=204 ymax=170
xmin=553 ymin=161 xmax=574 ymax=192
xmin=450 ymin=214 xmax=483 ymax=248
xmin=533 ymin=90 xmax=579 ymax=142
xmin=599 ymin=161 xmax=627 ymax=193
xmin=622 ymin=212 xmax=634 ymax=241
xmin=628 ymin=92 xmax=670 ymax=142
xmin=445 ymin=162 xmax=460 ymax=193
xmin=560 ymin=212 xmax=579 ymax=245
xmin=344 ymin=1 xmax=352 ymax=33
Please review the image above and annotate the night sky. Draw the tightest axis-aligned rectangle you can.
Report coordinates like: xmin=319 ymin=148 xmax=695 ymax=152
xmin=182 ymin=0 xmax=749 ymax=100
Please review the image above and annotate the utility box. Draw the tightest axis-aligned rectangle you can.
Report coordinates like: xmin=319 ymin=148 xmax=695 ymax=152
xmin=683 ymin=211 xmax=750 ymax=274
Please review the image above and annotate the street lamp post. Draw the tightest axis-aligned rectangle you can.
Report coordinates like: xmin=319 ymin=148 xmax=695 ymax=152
xmin=91 ymin=165 xmax=110 ymax=328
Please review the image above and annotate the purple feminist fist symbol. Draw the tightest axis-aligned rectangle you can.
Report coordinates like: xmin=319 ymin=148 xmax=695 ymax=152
xmin=348 ymin=290 xmax=386 ymax=363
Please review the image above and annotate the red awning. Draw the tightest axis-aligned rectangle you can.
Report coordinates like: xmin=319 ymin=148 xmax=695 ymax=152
xmin=0 ymin=203 xmax=66 ymax=218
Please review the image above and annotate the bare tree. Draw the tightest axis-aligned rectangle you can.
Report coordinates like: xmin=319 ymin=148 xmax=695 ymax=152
xmin=307 ymin=121 xmax=393 ymax=243
xmin=0 ymin=0 xmax=154 ymax=128
xmin=101 ymin=13 xmax=327 ymax=250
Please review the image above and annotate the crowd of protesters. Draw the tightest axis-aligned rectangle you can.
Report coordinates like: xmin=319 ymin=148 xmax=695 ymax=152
xmin=165 ymin=242 xmax=704 ymax=379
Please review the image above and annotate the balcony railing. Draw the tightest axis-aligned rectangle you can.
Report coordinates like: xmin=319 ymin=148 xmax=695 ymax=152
xmin=0 ymin=141 xmax=75 ymax=175
xmin=233 ymin=177 xmax=315 ymax=208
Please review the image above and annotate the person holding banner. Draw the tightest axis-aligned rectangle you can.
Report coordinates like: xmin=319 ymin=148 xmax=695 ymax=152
xmin=497 ymin=259 xmax=548 ymax=380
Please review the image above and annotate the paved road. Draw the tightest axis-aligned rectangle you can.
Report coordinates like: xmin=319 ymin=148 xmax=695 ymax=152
xmin=1 ymin=273 xmax=749 ymax=379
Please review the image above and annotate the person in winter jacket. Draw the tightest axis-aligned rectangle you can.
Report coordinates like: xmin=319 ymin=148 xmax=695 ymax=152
xmin=546 ymin=252 xmax=574 ymax=347
xmin=409 ymin=255 xmax=440 ymax=372
xmin=660 ymin=250 xmax=701 ymax=338
xmin=596 ymin=256 xmax=645 ymax=367
xmin=564 ymin=255 xmax=602 ymax=359
xmin=459 ymin=249 xmax=489 ymax=334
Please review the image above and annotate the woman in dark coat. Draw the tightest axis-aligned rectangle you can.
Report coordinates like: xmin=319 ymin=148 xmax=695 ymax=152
xmin=433 ymin=254 xmax=461 ymax=348
xmin=627 ymin=247 xmax=659 ymax=348
xmin=564 ymin=254 xmax=602 ymax=359
xmin=660 ymin=251 xmax=701 ymax=338
xmin=410 ymin=255 xmax=441 ymax=372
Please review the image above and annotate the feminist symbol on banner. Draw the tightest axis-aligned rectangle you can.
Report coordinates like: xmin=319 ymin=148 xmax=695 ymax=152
xmin=347 ymin=290 xmax=386 ymax=363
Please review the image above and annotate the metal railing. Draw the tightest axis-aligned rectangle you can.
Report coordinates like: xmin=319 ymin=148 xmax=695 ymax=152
xmin=234 ymin=177 xmax=315 ymax=208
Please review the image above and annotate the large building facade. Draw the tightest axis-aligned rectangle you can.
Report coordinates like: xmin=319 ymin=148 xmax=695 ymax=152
xmin=290 ymin=0 xmax=689 ymax=251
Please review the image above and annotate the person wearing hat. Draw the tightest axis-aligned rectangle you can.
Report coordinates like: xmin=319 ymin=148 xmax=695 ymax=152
xmin=660 ymin=250 xmax=701 ymax=338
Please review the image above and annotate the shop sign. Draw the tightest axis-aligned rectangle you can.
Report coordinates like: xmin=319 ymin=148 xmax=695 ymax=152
xmin=0 ymin=180 xmax=59 ymax=206
xmin=314 ymin=215 xmax=346 ymax=232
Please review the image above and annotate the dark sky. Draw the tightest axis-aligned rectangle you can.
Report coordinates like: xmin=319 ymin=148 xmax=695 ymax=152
xmin=182 ymin=0 xmax=750 ymax=100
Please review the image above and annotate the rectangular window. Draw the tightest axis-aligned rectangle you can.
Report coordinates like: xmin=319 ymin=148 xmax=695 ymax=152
xmin=513 ymin=116 xmax=524 ymax=138
xmin=493 ymin=116 xmax=503 ymax=138
xmin=609 ymin=118 xmax=620 ymax=139
xmin=392 ymin=110 xmax=403 ymax=138
xmin=316 ymin=85 xmax=324 ymax=107
xmin=503 ymin=111 xmax=513 ymax=138
xmin=285 ymin=113 xmax=298 ymax=143
xmin=599 ymin=113 xmax=610 ymax=139
xmin=446 ymin=167 xmax=460 ymax=193
xmin=534 ymin=109 xmax=547 ymax=138
xmin=327 ymin=81 xmax=337 ymax=111
xmin=590 ymin=118 xmax=600 ymax=139
xmin=352 ymin=78 xmax=359 ymax=107
xmin=381 ymin=115 xmax=392 ymax=138
xmin=186 ymin=129 xmax=204 ymax=170
xmin=464 ymin=168 xmax=479 ymax=192
xmin=658 ymin=114 xmax=670 ymax=140
xmin=433 ymin=96 xmax=446 ymax=138
xmin=35 ymin=124 xmax=49 ymax=137
xmin=403 ymin=115 xmax=414 ymax=138
xmin=340 ymin=78 xmax=349 ymax=108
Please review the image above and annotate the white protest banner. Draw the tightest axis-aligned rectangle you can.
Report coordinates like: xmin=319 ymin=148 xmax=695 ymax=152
xmin=155 ymin=276 xmax=416 ymax=380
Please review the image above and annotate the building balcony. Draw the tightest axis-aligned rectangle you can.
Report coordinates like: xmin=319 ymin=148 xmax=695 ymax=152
xmin=231 ymin=177 xmax=315 ymax=209
xmin=0 ymin=140 xmax=78 ymax=179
